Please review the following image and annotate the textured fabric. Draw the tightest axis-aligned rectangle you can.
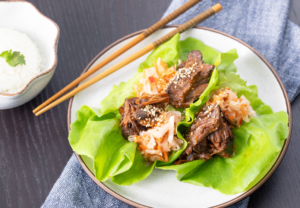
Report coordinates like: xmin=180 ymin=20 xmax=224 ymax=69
xmin=43 ymin=0 xmax=299 ymax=207
xmin=42 ymin=154 xmax=132 ymax=208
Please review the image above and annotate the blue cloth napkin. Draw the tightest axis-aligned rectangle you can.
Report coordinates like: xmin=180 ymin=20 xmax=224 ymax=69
xmin=43 ymin=0 xmax=300 ymax=207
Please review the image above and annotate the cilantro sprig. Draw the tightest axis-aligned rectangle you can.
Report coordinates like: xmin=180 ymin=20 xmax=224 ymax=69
xmin=0 ymin=50 xmax=26 ymax=67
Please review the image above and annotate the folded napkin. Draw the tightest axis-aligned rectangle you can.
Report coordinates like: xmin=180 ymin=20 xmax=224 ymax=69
xmin=43 ymin=0 xmax=299 ymax=207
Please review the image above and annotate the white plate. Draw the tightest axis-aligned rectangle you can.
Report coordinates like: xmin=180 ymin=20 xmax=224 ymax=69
xmin=69 ymin=27 xmax=291 ymax=208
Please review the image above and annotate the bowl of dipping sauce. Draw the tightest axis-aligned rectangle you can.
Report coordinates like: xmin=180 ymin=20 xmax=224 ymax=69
xmin=0 ymin=1 xmax=59 ymax=109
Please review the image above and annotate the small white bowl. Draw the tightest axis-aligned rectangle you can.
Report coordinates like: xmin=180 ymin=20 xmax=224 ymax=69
xmin=0 ymin=0 xmax=59 ymax=109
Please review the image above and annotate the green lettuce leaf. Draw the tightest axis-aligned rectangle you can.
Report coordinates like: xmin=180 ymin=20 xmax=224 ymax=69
xmin=69 ymin=105 xmax=137 ymax=181
xmin=112 ymin=152 xmax=156 ymax=185
xmin=178 ymin=37 xmax=219 ymax=64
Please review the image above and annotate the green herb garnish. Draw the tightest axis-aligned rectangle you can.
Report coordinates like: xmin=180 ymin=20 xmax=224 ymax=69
xmin=0 ymin=50 xmax=26 ymax=67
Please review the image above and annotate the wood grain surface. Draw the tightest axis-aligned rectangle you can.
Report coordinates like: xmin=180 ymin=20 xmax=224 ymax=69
xmin=0 ymin=0 xmax=299 ymax=208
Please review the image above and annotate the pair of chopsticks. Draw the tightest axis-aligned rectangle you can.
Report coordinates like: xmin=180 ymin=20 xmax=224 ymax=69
xmin=34 ymin=1 xmax=222 ymax=116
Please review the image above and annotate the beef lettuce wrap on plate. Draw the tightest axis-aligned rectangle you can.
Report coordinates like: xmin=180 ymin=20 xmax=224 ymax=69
xmin=68 ymin=33 xmax=289 ymax=194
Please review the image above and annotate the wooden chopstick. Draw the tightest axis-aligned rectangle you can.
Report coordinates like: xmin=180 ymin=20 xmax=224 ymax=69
xmin=33 ymin=0 xmax=202 ymax=114
xmin=35 ymin=3 xmax=222 ymax=116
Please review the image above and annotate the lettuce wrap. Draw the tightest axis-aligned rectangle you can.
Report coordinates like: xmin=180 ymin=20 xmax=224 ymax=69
xmin=68 ymin=33 xmax=289 ymax=194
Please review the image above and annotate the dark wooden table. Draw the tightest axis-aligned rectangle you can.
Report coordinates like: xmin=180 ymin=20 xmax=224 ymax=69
xmin=0 ymin=0 xmax=299 ymax=207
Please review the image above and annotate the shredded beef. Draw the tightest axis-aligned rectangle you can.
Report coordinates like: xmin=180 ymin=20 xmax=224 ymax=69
xmin=119 ymin=93 xmax=169 ymax=139
xmin=175 ymin=104 xmax=235 ymax=164
xmin=166 ymin=50 xmax=214 ymax=108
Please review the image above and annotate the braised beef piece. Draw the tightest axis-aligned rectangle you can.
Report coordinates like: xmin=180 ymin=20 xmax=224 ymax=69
xmin=135 ymin=103 xmax=165 ymax=128
xmin=119 ymin=93 xmax=169 ymax=139
xmin=119 ymin=97 xmax=145 ymax=138
xmin=185 ymin=83 xmax=208 ymax=104
xmin=207 ymin=115 xmax=234 ymax=157
xmin=166 ymin=50 xmax=214 ymax=108
xmin=217 ymin=141 xmax=234 ymax=158
xmin=135 ymin=93 xmax=169 ymax=106
xmin=177 ymin=60 xmax=186 ymax=69
xmin=185 ymin=104 xmax=221 ymax=155
xmin=175 ymin=104 xmax=235 ymax=164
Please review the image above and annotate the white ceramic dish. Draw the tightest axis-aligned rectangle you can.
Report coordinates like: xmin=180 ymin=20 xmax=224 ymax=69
xmin=68 ymin=27 xmax=292 ymax=207
xmin=0 ymin=1 xmax=59 ymax=109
